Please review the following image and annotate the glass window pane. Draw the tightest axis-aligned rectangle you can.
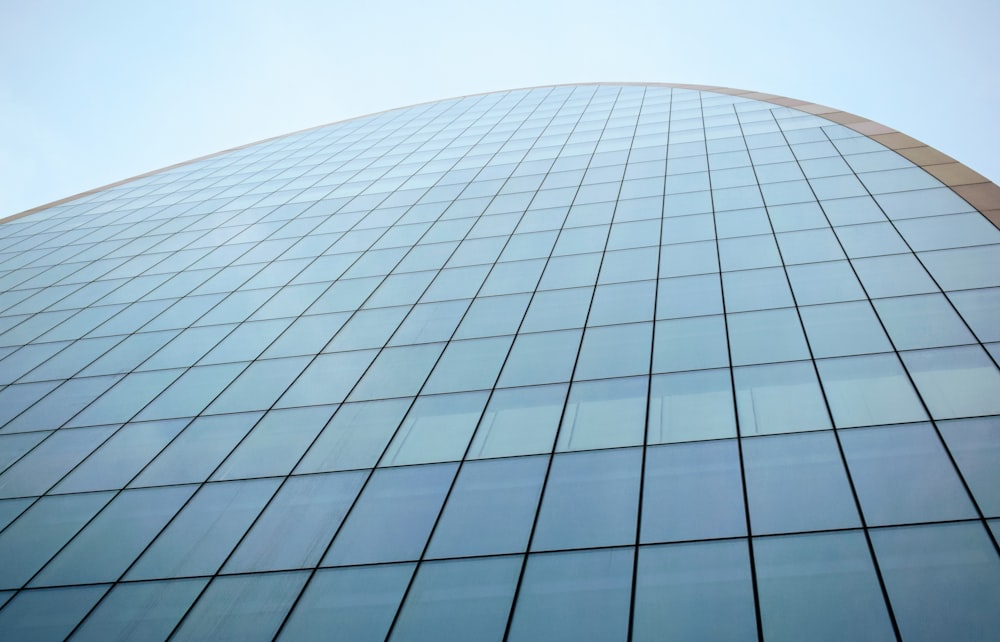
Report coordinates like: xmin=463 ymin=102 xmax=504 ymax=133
xmin=323 ymin=463 xmax=457 ymax=566
xmin=742 ymin=431 xmax=860 ymax=534
xmin=754 ymin=531 xmax=895 ymax=641
xmin=423 ymin=336 xmax=513 ymax=394
xmin=71 ymin=578 xmax=208 ymax=642
xmin=633 ymin=540 xmax=756 ymax=642
xmin=224 ymin=471 xmax=366 ymax=573
xmin=52 ymin=419 xmax=186 ymax=493
xmin=389 ymin=556 xmax=521 ymax=642
xmin=275 ymin=350 xmax=378 ymax=408
xmin=135 ymin=362 xmax=245 ymax=421
xmin=727 ymin=308 xmax=809 ymax=366
xmin=852 ymin=254 xmax=937 ymax=299
xmin=901 ymin=345 xmax=1000 ymax=419
xmin=278 ymin=564 xmax=415 ymax=642
xmin=172 ymin=572 xmax=308 ymax=642
xmin=453 ymin=293 xmax=530 ymax=339
xmin=598 ymin=247 xmax=658 ymax=283
xmin=132 ymin=413 xmax=261 ymax=487
xmin=874 ymin=294 xmax=977 ymax=350
xmin=834 ymin=221 xmax=909 ymax=259
xmin=871 ymin=522 xmax=1000 ymax=642
xmin=31 ymin=485 xmax=194 ymax=587
xmin=656 ymin=274 xmax=723 ymax=319
xmin=498 ymin=330 xmax=581 ymax=387
xmin=381 ymin=392 xmax=489 ymax=466
xmin=325 ymin=306 xmax=409 ymax=352
xmin=839 ymin=423 xmax=976 ymax=525
xmin=722 ymin=267 xmax=794 ymax=312
xmin=641 ymin=440 xmax=745 ymax=542
xmin=126 ymin=478 xmax=280 ymax=580
xmin=653 ymin=316 xmax=729 ymax=373
xmin=205 ymin=357 xmax=310 ymax=414
xmin=786 ymin=260 xmax=866 ymax=305
xmin=295 ymin=398 xmax=411 ymax=473
xmin=557 ymin=376 xmax=646 ymax=451
xmin=388 ymin=299 xmax=470 ymax=345
xmin=467 ymin=383 xmax=567 ymax=458
xmin=4 ymin=375 xmax=122 ymax=433
xmin=776 ymin=228 xmax=845 ymax=264
xmin=588 ymin=281 xmax=656 ymax=327
xmin=948 ymin=287 xmax=1000 ymax=343
xmin=919 ymin=245 xmax=1000 ymax=291
xmin=574 ymin=322 xmax=651 ymax=380
xmin=0 ymin=585 xmax=109 ymax=642
xmin=348 ymin=343 xmax=445 ymax=401
xmin=734 ymin=361 xmax=831 ymax=435
xmin=718 ymin=234 xmax=781 ymax=271
xmin=427 ymin=456 xmax=546 ymax=558
xmin=938 ymin=417 xmax=1000 ymax=517
xmin=816 ymin=353 xmax=928 ymax=428
xmin=0 ymin=492 xmax=113 ymax=590
xmin=508 ymin=548 xmax=633 ymax=642
xmin=531 ymin=448 xmax=640 ymax=551
xmin=660 ymin=240 xmax=718 ymax=278
xmin=0 ymin=426 xmax=115 ymax=498
xmin=799 ymin=300 xmax=892 ymax=358
xmin=212 ymin=405 xmax=336 ymax=480
xmin=66 ymin=369 xmax=183 ymax=428
xmin=521 ymin=287 xmax=593 ymax=333
xmin=262 ymin=312 xmax=350 ymax=358
xmin=197 ymin=318 xmax=292 ymax=365
xmin=648 ymin=369 xmax=736 ymax=443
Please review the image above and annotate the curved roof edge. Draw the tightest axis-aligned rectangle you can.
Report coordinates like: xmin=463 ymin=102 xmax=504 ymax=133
xmin=4 ymin=82 xmax=999 ymax=229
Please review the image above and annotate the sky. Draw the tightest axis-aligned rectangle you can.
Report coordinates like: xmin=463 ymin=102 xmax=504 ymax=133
xmin=1 ymin=0 xmax=998 ymax=218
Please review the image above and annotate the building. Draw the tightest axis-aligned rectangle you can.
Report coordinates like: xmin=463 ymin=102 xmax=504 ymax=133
xmin=0 ymin=83 xmax=998 ymax=641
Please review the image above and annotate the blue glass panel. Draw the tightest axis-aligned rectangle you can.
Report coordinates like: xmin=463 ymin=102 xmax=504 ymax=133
xmin=172 ymin=572 xmax=308 ymax=641
xmin=347 ymin=343 xmax=445 ymax=401
xmin=498 ymin=330 xmax=581 ymax=387
xmin=323 ymin=463 xmax=457 ymax=566
xmin=212 ymin=405 xmax=336 ymax=480
xmin=0 ymin=426 xmax=116 ymax=498
xmin=816 ymin=353 xmax=928 ymax=427
xmin=633 ymin=541 xmax=756 ymax=641
xmin=557 ymin=376 xmax=647 ymax=450
xmin=0 ymin=585 xmax=110 ymax=641
xmin=508 ymin=548 xmax=633 ymax=642
xmin=278 ymin=564 xmax=415 ymax=642
xmin=938 ymin=417 xmax=1000 ymax=517
xmin=32 ymin=485 xmax=194 ymax=587
xmin=901 ymin=345 xmax=1000 ymax=419
xmin=389 ymin=556 xmax=521 ymax=641
xmin=648 ymin=368 xmax=736 ymax=442
xmin=734 ymin=361 xmax=831 ymax=435
xmin=295 ymin=398 xmax=411 ymax=473
xmin=71 ymin=578 xmax=208 ymax=642
xmin=642 ymin=440 xmax=745 ymax=542
xmin=224 ymin=471 xmax=366 ymax=572
xmin=574 ymin=322 xmax=652 ymax=380
xmin=126 ymin=478 xmax=279 ymax=580
xmin=132 ymin=413 xmax=260 ymax=487
xmin=754 ymin=531 xmax=895 ymax=641
xmin=871 ymin=522 xmax=1000 ymax=642
xmin=532 ymin=448 xmax=640 ymax=550
xmin=742 ymin=431 xmax=860 ymax=534
xmin=839 ymin=423 xmax=976 ymax=525
xmin=0 ymin=492 xmax=113 ymax=589
xmin=381 ymin=391 xmax=489 ymax=466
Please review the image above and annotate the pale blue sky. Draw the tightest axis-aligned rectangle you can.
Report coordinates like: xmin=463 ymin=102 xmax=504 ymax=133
xmin=2 ymin=0 xmax=998 ymax=217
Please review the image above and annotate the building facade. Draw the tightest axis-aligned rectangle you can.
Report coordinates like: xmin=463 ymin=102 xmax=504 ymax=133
xmin=0 ymin=83 xmax=998 ymax=640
